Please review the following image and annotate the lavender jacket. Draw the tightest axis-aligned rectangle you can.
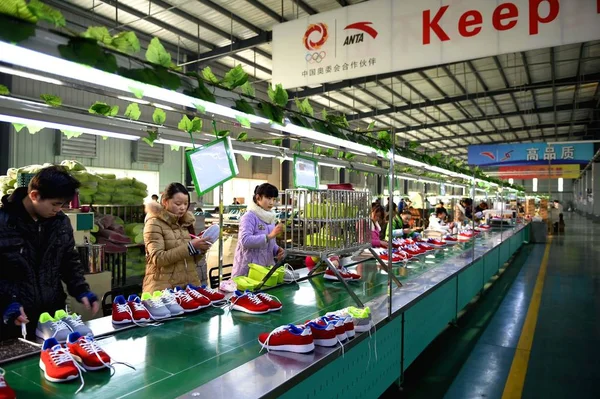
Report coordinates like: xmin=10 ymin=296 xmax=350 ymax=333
xmin=232 ymin=211 xmax=280 ymax=277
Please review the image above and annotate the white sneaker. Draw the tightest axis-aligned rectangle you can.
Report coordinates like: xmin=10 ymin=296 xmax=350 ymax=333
xmin=283 ymin=264 xmax=299 ymax=283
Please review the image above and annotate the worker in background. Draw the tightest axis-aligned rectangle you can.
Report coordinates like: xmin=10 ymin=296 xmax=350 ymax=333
xmin=0 ymin=166 xmax=99 ymax=340
xmin=151 ymin=194 xmax=159 ymax=202
xmin=428 ymin=208 xmax=453 ymax=235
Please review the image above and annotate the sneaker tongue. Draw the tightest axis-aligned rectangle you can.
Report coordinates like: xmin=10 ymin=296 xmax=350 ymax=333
xmin=51 ymin=344 xmax=63 ymax=352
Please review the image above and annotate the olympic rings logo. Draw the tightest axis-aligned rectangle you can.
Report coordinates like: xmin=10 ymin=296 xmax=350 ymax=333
xmin=305 ymin=51 xmax=326 ymax=63
xmin=303 ymin=23 xmax=328 ymax=51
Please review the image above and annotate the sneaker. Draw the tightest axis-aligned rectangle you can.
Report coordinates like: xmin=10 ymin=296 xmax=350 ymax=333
xmin=325 ymin=310 xmax=356 ymax=339
xmin=379 ymin=252 xmax=406 ymax=264
xmin=66 ymin=332 xmax=111 ymax=371
xmin=341 ymin=267 xmax=361 ymax=281
xmin=159 ymin=290 xmax=185 ymax=316
xmin=219 ymin=280 xmax=237 ymax=293
xmin=184 ymin=286 xmax=211 ymax=308
xmin=426 ymin=238 xmax=446 ymax=247
xmin=0 ymin=368 xmax=16 ymax=399
xmin=191 ymin=284 xmax=226 ymax=304
xmin=172 ymin=287 xmax=204 ymax=312
xmin=230 ymin=290 xmax=270 ymax=314
xmin=319 ymin=316 xmax=347 ymax=341
xmin=55 ymin=310 xmax=93 ymax=337
xmin=255 ymin=292 xmax=283 ymax=311
xmin=444 ymin=235 xmax=458 ymax=242
xmin=112 ymin=295 xmax=133 ymax=325
xmin=347 ymin=306 xmax=372 ymax=333
xmin=304 ymin=319 xmax=338 ymax=347
xmin=36 ymin=312 xmax=72 ymax=342
xmin=141 ymin=292 xmax=171 ymax=320
xmin=283 ymin=264 xmax=299 ymax=283
xmin=258 ymin=325 xmax=314 ymax=353
xmin=39 ymin=338 xmax=82 ymax=384
xmin=324 ymin=268 xmax=353 ymax=281
xmin=126 ymin=295 xmax=152 ymax=322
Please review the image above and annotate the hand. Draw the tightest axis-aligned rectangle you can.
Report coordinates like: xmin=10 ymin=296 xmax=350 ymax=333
xmin=276 ymin=247 xmax=285 ymax=260
xmin=191 ymin=237 xmax=211 ymax=251
xmin=81 ymin=296 xmax=100 ymax=315
xmin=268 ymin=223 xmax=284 ymax=239
xmin=15 ymin=307 xmax=28 ymax=325
xmin=3 ymin=302 xmax=28 ymax=326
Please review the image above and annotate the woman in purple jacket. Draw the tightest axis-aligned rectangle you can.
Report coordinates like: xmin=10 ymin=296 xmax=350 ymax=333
xmin=232 ymin=183 xmax=284 ymax=277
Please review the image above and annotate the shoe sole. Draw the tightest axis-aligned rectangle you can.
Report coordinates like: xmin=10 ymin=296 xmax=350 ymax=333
xmin=70 ymin=354 xmax=109 ymax=371
xmin=36 ymin=329 xmax=69 ymax=342
xmin=231 ymin=305 xmax=270 ymax=314
xmin=336 ymin=333 xmax=348 ymax=341
xmin=354 ymin=324 xmax=372 ymax=333
xmin=148 ymin=313 xmax=170 ymax=320
xmin=258 ymin=341 xmax=315 ymax=353
xmin=112 ymin=319 xmax=132 ymax=325
xmin=345 ymin=329 xmax=356 ymax=338
xmin=268 ymin=306 xmax=282 ymax=312
xmin=39 ymin=359 xmax=79 ymax=382
xmin=313 ymin=337 xmax=338 ymax=347
xmin=324 ymin=274 xmax=353 ymax=281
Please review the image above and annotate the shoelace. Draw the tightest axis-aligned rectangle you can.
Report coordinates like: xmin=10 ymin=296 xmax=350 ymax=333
xmin=282 ymin=264 xmax=298 ymax=284
xmin=0 ymin=367 xmax=6 ymax=387
xmin=258 ymin=326 xmax=288 ymax=353
xmin=149 ymin=296 xmax=165 ymax=309
xmin=201 ymin=286 xmax=220 ymax=295
xmin=257 ymin=292 xmax=280 ymax=304
xmin=77 ymin=335 xmax=135 ymax=376
xmin=176 ymin=291 xmax=195 ymax=304
xmin=116 ymin=302 xmax=158 ymax=328
xmin=51 ymin=320 xmax=71 ymax=337
xmin=50 ymin=346 xmax=87 ymax=394
xmin=68 ymin=315 xmax=85 ymax=328
xmin=162 ymin=292 xmax=179 ymax=307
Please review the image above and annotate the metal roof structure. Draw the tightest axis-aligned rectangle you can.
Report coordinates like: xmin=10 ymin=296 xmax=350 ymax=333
xmin=56 ymin=0 xmax=600 ymax=159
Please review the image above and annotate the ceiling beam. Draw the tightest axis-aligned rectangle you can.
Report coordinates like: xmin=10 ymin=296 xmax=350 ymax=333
xmin=568 ymin=43 xmax=586 ymax=139
xmin=336 ymin=0 xmax=350 ymax=5
xmin=246 ymin=0 xmax=286 ymax=22
xmin=551 ymin=48 xmax=557 ymax=140
xmin=186 ymin=31 xmax=272 ymax=64
xmin=194 ymin=0 xmax=263 ymax=34
xmin=520 ymin=52 xmax=541 ymax=125
xmin=345 ymin=73 xmax=600 ymax=120
xmin=293 ymin=0 xmax=317 ymax=15
xmin=441 ymin=130 xmax=590 ymax=151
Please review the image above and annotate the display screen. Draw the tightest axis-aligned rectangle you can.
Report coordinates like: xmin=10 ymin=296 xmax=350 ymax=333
xmin=293 ymin=155 xmax=319 ymax=190
xmin=186 ymin=137 xmax=239 ymax=196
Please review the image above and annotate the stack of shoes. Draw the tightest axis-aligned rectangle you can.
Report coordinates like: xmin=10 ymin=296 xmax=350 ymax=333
xmin=324 ymin=267 xmax=361 ymax=281
xmin=478 ymin=224 xmax=492 ymax=231
xmin=416 ymin=241 xmax=435 ymax=251
xmin=36 ymin=312 xmax=73 ymax=342
xmin=0 ymin=368 xmax=16 ymax=399
xmin=111 ymin=295 xmax=152 ymax=325
xmin=322 ymin=314 xmax=355 ymax=340
xmin=303 ymin=319 xmax=338 ymax=347
xmin=258 ymin=325 xmax=315 ymax=353
xmin=228 ymin=290 xmax=272 ymax=314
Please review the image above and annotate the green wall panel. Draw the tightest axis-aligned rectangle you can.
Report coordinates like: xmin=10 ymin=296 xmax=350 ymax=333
xmin=484 ymin=248 xmax=499 ymax=282
xmin=279 ymin=318 xmax=402 ymax=399
xmin=457 ymin=260 xmax=483 ymax=311
xmin=403 ymin=279 xmax=457 ymax=370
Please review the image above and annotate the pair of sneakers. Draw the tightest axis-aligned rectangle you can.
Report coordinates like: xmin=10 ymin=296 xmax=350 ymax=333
xmin=324 ymin=267 xmax=361 ymax=282
xmin=229 ymin=290 xmax=282 ymax=314
xmin=142 ymin=285 xmax=226 ymax=319
xmin=36 ymin=310 xmax=93 ymax=342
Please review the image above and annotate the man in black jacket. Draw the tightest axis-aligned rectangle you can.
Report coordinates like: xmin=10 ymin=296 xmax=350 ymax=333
xmin=0 ymin=166 xmax=99 ymax=340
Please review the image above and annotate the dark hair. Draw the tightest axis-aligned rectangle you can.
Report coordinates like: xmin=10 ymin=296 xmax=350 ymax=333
xmin=372 ymin=204 xmax=385 ymax=222
xmin=436 ymin=208 xmax=448 ymax=216
xmin=151 ymin=194 xmax=159 ymax=200
xmin=253 ymin=183 xmax=279 ymax=204
xmin=462 ymin=198 xmax=473 ymax=206
xmin=161 ymin=183 xmax=190 ymax=208
xmin=29 ymin=166 xmax=80 ymax=200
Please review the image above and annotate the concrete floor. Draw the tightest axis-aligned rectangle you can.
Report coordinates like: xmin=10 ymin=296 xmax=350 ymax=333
xmin=383 ymin=213 xmax=600 ymax=399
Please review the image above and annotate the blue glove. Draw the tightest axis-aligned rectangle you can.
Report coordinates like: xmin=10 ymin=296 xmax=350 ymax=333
xmin=76 ymin=291 xmax=98 ymax=305
xmin=3 ymin=302 xmax=22 ymax=325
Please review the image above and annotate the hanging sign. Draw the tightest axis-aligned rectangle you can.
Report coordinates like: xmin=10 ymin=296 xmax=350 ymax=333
xmin=272 ymin=0 xmax=600 ymax=89
xmin=467 ymin=142 xmax=593 ymax=166
xmin=498 ymin=164 xmax=580 ymax=179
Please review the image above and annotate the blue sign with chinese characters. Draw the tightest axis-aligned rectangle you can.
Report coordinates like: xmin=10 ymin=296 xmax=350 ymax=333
xmin=467 ymin=143 xmax=594 ymax=166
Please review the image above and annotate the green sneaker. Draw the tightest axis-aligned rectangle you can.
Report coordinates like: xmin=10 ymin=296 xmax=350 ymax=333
xmin=346 ymin=306 xmax=372 ymax=333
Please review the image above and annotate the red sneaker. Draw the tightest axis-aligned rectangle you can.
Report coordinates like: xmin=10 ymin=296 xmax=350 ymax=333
xmin=39 ymin=338 xmax=81 ymax=383
xmin=230 ymin=291 xmax=270 ymax=314
xmin=172 ymin=287 xmax=204 ymax=312
xmin=444 ymin=236 xmax=458 ymax=242
xmin=258 ymin=325 xmax=314 ymax=353
xmin=112 ymin=295 xmax=132 ymax=324
xmin=304 ymin=319 xmax=338 ymax=347
xmin=324 ymin=313 xmax=355 ymax=339
xmin=417 ymin=243 xmax=434 ymax=251
xmin=194 ymin=284 xmax=226 ymax=303
xmin=184 ymin=286 xmax=211 ymax=308
xmin=379 ymin=252 xmax=406 ymax=264
xmin=0 ymin=369 xmax=16 ymax=399
xmin=319 ymin=316 xmax=347 ymax=341
xmin=341 ymin=267 xmax=361 ymax=280
xmin=66 ymin=332 xmax=111 ymax=371
xmin=255 ymin=292 xmax=283 ymax=311
xmin=126 ymin=295 xmax=152 ymax=322
xmin=324 ymin=268 xmax=353 ymax=281
xmin=426 ymin=238 xmax=446 ymax=247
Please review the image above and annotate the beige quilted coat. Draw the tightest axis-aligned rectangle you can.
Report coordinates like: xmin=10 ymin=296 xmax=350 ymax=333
xmin=142 ymin=202 xmax=202 ymax=293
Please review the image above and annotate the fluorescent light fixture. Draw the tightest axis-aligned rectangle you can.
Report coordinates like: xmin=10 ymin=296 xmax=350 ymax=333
xmin=269 ymin=132 xmax=285 ymax=137
xmin=154 ymin=138 xmax=193 ymax=147
xmin=558 ymin=178 xmax=564 ymax=192
xmin=319 ymin=162 xmax=343 ymax=168
xmin=118 ymin=96 xmax=150 ymax=105
xmin=0 ymin=66 xmax=63 ymax=86
xmin=0 ymin=114 xmax=139 ymax=141
xmin=153 ymin=103 xmax=177 ymax=111
xmin=283 ymin=122 xmax=378 ymax=155
xmin=232 ymin=150 xmax=276 ymax=158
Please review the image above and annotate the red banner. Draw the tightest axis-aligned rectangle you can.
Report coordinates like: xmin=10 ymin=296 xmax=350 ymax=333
xmin=498 ymin=164 xmax=580 ymax=179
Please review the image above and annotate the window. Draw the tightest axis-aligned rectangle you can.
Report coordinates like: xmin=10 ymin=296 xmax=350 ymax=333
xmin=532 ymin=178 xmax=538 ymax=192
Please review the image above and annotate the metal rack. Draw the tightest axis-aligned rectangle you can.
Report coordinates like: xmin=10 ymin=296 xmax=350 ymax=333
xmin=256 ymin=189 xmax=402 ymax=307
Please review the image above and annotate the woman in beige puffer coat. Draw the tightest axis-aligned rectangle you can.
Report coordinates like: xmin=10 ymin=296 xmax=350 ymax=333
xmin=142 ymin=183 xmax=210 ymax=293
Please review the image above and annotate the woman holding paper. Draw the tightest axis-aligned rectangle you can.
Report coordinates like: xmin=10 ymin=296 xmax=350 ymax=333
xmin=232 ymin=183 xmax=284 ymax=277
xmin=143 ymin=183 xmax=212 ymax=292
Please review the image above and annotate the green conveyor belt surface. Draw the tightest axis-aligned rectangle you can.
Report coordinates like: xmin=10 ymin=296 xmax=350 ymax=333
xmin=3 ymin=242 xmax=476 ymax=398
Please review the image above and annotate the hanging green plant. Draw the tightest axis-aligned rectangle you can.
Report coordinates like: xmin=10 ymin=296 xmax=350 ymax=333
xmin=40 ymin=94 xmax=62 ymax=107
xmin=221 ymin=65 xmax=248 ymax=90
xmin=0 ymin=13 xmax=35 ymax=43
xmin=288 ymin=114 xmax=311 ymax=129
xmin=233 ymin=99 xmax=255 ymax=115
xmin=216 ymin=130 xmax=230 ymax=138
xmin=128 ymin=87 xmax=144 ymax=99
xmin=184 ymin=73 xmax=215 ymax=103
xmin=193 ymin=103 xmax=206 ymax=114
xmin=89 ymin=102 xmax=119 ymax=116
xmin=268 ymin=84 xmax=288 ymax=107
xmin=124 ymin=103 xmax=141 ymax=121
xmin=170 ymin=145 xmax=180 ymax=151
xmin=152 ymin=108 xmax=166 ymax=125
xmin=146 ymin=37 xmax=179 ymax=70
xmin=13 ymin=123 xmax=42 ymax=134
xmin=257 ymin=102 xmax=283 ymax=125
xmin=61 ymin=130 xmax=83 ymax=139
xmin=143 ymin=129 xmax=158 ymax=147
xmin=28 ymin=0 xmax=64 ymax=27
xmin=240 ymin=81 xmax=255 ymax=97
xmin=11 ymin=123 xmax=25 ymax=132
xmin=177 ymin=115 xmax=202 ymax=134
xmin=111 ymin=31 xmax=141 ymax=55
xmin=58 ymin=37 xmax=118 ymax=73
xmin=202 ymin=67 xmax=220 ymax=84
xmin=272 ymin=139 xmax=283 ymax=146
xmin=0 ymin=85 xmax=9 ymax=95
xmin=0 ymin=1 xmax=37 ymax=23
xmin=295 ymin=98 xmax=314 ymax=117
xmin=235 ymin=115 xmax=251 ymax=128
xmin=237 ymin=132 xmax=248 ymax=142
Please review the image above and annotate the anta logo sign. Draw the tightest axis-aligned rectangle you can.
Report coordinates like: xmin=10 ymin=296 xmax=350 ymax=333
xmin=343 ymin=22 xmax=378 ymax=46
xmin=423 ymin=0 xmax=566 ymax=45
